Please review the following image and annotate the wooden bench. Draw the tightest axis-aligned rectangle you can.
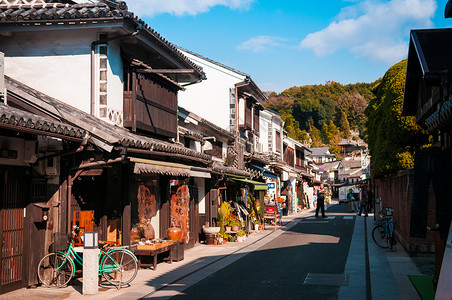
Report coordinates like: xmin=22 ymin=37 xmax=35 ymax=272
xmin=132 ymin=242 xmax=176 ymax=270
xmin=263 ymin=204 xmax=282 ymax=230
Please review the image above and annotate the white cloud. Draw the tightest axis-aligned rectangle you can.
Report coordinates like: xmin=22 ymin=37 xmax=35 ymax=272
xmin=300 ymin=0 xmax=437 ymax=64
xmin=237 ymin=35 xmax=287 ymax=52
xmin=127 ymin=0 xmax=254 ymax=17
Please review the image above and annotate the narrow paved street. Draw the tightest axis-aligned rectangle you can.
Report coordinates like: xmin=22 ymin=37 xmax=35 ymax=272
xmin=172 ymin=203 xmax=354 ymax=299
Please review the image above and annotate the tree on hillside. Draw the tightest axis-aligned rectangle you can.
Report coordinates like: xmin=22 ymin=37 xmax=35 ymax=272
xmin=365 ymin=59 xmax=430 ymax=177
xmin=310 ymin=126 xmax=323 ymax=147
xmin=265 ymin=93 xmax=294 ymax=115
xmin=339 ymin=112 xmax=351 ymax=138
xmin=282 ymin=113 xmax=305 ymax=142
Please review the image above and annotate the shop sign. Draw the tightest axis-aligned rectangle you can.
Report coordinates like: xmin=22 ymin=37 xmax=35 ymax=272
xmin=267 ymin=182 xmax=276 ymax=190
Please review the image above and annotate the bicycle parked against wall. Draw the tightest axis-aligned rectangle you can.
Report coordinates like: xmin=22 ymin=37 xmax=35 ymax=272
xmin=37 ymin=226 xmax=138 ymax=288
xmin=372 ymin=207 xmax=397 ymax=250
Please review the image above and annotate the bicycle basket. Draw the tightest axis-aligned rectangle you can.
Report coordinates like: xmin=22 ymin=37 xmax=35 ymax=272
xmin=385 ymin=207 xmax=393 ymax=216
xmin=54 ymin=232 xmax=71 ymax=252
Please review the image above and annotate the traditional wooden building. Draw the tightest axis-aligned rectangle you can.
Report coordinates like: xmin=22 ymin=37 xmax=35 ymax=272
xmin=402 ymin=28 xmax=452 ymax=286
xmin=0 ymin=0 xmax=211 ymax=292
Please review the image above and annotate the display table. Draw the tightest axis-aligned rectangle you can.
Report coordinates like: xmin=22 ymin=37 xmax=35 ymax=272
xmin=132 ymin=241 xmax=175 ymax=270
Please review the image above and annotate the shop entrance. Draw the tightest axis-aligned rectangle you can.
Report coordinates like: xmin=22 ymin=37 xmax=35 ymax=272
xmin=0 ymin=167 xmax=27 ymax=294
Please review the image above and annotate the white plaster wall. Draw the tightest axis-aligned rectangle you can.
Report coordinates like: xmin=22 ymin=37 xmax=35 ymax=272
xmin=260 ymin=120 xmax=269 ymax=153
xmin=105 ymin=40 xmax=124 ymax=114
xmin=1 ymin=30 xmax=95 ymax=113
xmin=1 ymin=29 xmax=124 ymax=116
xmin=194 ymin=177 xmax=206 ymax=214
xmin=178 ymin=50 xmax=246 ymax=131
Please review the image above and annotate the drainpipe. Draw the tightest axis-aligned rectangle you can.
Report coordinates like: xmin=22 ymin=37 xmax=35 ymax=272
xmin=90 ymin=22 xmax=143 ymax=116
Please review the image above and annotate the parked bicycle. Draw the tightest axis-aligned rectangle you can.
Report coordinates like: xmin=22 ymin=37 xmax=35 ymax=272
xmin=37 ymin=226 xmax=138 ymax=288
xmin=372 ymin=207 xmax=397 ymax=250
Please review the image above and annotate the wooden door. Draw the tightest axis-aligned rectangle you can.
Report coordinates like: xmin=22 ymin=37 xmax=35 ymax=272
xmin=187 ymin=185 xmax=199 ymax=249
xmin=0 ymin=167 xmax=27 ymax=294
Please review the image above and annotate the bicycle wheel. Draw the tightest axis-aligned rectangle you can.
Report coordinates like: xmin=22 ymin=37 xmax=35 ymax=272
xmin=372 ymin=225 xmax=389 ymax=248
xmin=37 ymin=252 xmax=74 ymax=287
xmin=102 ymin=249 xmax=138 ymax=286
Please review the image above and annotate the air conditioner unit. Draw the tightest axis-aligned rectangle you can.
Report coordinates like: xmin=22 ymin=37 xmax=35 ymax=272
xmin=46 ymin=157 xmax=59 ymax=176
xmin=39 ymin=157 xmax=59 ymax=176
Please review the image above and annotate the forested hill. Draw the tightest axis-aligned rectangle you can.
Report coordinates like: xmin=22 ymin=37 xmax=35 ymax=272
xmin=264 ymin=80 xmax=380 ymax=152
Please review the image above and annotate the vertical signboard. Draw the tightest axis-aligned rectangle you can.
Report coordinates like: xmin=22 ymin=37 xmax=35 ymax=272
xmin=0 ymin=52 xmax=4 ymax=95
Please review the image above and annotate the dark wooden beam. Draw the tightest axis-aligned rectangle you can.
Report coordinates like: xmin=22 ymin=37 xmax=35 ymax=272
xmin=136 ymin=69 xmax=196 ymax=74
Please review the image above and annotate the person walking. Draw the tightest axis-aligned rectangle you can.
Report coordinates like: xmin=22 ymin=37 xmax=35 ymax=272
xmin=366 ymin=188 xmax=373 ymax=213
xmin=353 ymin=189 xmax=359 ymax=212
xmin=347 ymin=189 xmax=354 ymax=212
xmin=357 ymin=187 xmax=368 ymax=217
xmin=315 ymin=183 xmax=326 ymax=218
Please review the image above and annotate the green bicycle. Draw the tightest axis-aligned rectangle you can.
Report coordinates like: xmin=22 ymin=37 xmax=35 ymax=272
xmin=37 ymin=227 xmax=138 ymax=288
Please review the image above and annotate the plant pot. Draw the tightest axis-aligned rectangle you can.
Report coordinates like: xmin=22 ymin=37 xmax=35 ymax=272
xmin=226 ymin=226 xmax=231 ymax=232
xmin=231 ymin=225 xmax=239 ymax=231
xmin=130 ymin=227 xmax=142 ymax=241
xmin=205 ymin=234 xmax=215 ymax=245
xmin=254 ymin=224 xmax=259 ymax=231
xmin=167 ymin=227 xmax=182 ymax=241
xmin=203 ymin=226 xmax=220 ymax=235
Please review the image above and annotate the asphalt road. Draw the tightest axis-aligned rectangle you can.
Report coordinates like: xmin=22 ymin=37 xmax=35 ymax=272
xmin=172 ymin=203 xmax=355 ymax=300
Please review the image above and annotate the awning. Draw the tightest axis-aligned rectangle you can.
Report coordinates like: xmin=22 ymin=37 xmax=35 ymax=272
xmin=250 ymin=164 xmax=278 ymax=179
xmin=130 ymin=157 xmax=191 ymax=177
xmin=229 ymin=176 xmax=268 ymax=190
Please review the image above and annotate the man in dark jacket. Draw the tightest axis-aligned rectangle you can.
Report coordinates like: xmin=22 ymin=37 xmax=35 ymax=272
xmin=358 ymin=187 xmax=368 ymax=217
xmin=315 ymin=183 xmax=326 ymax=218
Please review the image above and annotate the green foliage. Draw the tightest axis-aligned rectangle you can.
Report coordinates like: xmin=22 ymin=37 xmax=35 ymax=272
xmin=339 ymin=112 xmax=351 ymax=138
xmin=365 ymin=59 xmax=430 ymax=177
xmin=218 ymin=202 xmax=230 ymax=233
xmin=282 ymin=112 xmax=306 ymax=141
xmin=310 ymin=126 xmax=323 ymax=147
xmin=266 ymin=80 xmax=379 ymax=144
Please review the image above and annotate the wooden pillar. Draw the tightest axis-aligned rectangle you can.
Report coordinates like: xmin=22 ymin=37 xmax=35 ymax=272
xmin=159 ymin=176 xmax=170 ymax=239
xmin=121 ymin=165 xmax=131 ymax=246
xmin=67 ymin=174 xmax=73 ymax=233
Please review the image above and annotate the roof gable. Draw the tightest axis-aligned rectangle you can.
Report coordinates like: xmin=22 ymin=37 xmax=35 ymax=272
xmin=403 ymin=29 xmax=452 ymax=116
xmin=0 ymin=0 xmax=204 ymax=83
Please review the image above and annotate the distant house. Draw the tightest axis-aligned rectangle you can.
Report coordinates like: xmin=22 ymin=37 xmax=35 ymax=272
xmin=337 ymin=159 xmax=363 ymax=184
xmin=337 ymin=138 xmax=368 ymax=157
xmin=308 ymin=147 xmax=336 ymax=164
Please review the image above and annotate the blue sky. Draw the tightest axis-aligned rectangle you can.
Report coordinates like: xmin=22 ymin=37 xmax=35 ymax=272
xmin=129 ymin=0 xmax=451 ymax=93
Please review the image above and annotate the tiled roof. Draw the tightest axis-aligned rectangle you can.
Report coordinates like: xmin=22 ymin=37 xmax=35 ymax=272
xmin=0 ymin=0 xmax=204 ymax=78
xmin=0 ymin=102 xmax=86 ymax=139
xmin=177 ymin=45 xmax=249 ymax=77
xmin=5 ymin=75 xmax=211 ymax=162
xmin=212 ymin=163 xmax=250 ymax=177
xmin=339 ymin=159 xmax=362 ymax=170
xmin=309 ymin=147 xmax=334 ymax=157
xmin=179 ymin=106 xmax=235 ymax=140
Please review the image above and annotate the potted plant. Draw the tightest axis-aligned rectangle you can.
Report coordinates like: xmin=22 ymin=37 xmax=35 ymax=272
xmin=237 ymin=230 xmax=246 ymax=242
xmin=228 ymin=213 xmax=240 ymax=231
xmin=252 ymin=220 xmax=259 ymax=231
xmin=218 ymin=202 xmax=230 ymax=233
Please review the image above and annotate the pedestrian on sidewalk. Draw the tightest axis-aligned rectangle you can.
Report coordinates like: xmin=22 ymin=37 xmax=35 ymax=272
xmin=353 ymin=190 xmax=359 ymax=212
xmin=357 ymin=187 xmax=368 ymax=217
xmin=315 ymin=183 xmax=326 ymax=218
xmin=347 ymin=189 xmax=354 ymax=212
xmin=304 ymin=192 xmax=310 ymax=209
xmin=366 ymin=188 xmax=373 ymax=213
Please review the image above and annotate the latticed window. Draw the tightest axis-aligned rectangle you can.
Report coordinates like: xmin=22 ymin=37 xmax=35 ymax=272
xmin=97 ymin=44 xmax=108 ymax=118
